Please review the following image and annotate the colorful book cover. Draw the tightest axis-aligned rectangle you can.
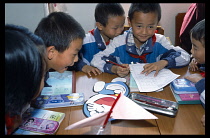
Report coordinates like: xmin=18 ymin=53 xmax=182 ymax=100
xmin=13 ymin=107 xmax=65 ymax=135
xmin=34 ymin=93 xmax=85 ymax=109
xmin=170 ymin=85 xmax=201 ymax=105
xmin=171 ymin=79 xmax=197 ymax=93
xmin=179 ymin=93 xmax=200 ymax=101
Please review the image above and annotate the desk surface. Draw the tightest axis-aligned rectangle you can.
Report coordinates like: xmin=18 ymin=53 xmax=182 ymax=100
xmin=48 ymin=66 xmax=205 ymax=135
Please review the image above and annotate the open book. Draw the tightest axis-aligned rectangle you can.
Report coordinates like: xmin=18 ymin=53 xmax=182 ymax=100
xmin=41 ymin=71 xmax=76 ymax=95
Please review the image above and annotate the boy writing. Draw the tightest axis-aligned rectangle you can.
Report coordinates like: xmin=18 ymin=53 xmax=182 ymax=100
xmin=184 ymin=19 xmax=205 ymax=127
xmin=75 ymin=3 xmax=125 ymax=76
xmin=34 ymin=12 xmax=85 ymax=86
xmin=91 ymin=3 xmax=190 ymax=77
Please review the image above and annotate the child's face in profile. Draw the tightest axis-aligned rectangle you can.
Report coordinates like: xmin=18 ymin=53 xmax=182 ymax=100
xmin=99 ymin=15 xmax=125 ymax=42
xmin=50 ymin=38 xmax=83 ymax=73
xmin=190 ymin=35 xmax=205 ymax=64
xmin=128 ymin=11 xmax=158 ymax=47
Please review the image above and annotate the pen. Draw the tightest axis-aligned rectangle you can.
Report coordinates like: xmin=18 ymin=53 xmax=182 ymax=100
xmin=134 ymin=98 xmax=168 ymax=109
xmin=106 ymin=59 xmax=126 ymax=68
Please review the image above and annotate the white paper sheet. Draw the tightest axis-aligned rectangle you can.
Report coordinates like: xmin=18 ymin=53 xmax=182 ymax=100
xmin=129 ymin=63 xmax=180 ymax=92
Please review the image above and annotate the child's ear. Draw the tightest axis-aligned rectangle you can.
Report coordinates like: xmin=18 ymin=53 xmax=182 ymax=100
xmin=96 ymin=22 xmax=104 ymax=31
xmin=127 ymin=17 xmax=131 ymax=27
xmin=46 ymin=46 xmax=56 ymax=60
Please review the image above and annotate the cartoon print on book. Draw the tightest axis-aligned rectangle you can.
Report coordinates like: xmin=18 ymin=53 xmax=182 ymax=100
xmin=83 ymin=78 xmax=130 ymax=117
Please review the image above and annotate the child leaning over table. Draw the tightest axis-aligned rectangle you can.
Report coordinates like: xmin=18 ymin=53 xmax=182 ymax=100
xmin=184 ymin=19 xmax=205 ymax=127
xmin=5 ymin=24 xmax=46 ymax=135
xmin=91 ymin=3 xmax=190 ymax=77
xmin=34 ymin=12 xmax=85 ymax=86
xmin=74 ymin=3 xmax=125 ymax=76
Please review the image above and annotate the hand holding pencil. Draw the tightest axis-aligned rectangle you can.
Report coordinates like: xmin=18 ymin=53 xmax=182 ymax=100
xmin=106 ymin=59 xmax=130 ymax=77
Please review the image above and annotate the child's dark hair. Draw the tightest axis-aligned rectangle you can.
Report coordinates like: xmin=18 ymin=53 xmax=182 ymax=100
xmin=128 ymin=3 xmax=161 ymax=22
xmin=5 ymin=24 xmax=45 ymax=116
xmin=95 ymin=3 xmax=125 ymax=26
xmin=190 ymin=19 xmax=205 ymax=47
xmin=35 ymin=12 xmax=85 ymax=53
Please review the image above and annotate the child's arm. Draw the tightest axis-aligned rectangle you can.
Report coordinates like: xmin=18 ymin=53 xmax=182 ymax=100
xmin=91 ymin=35 xmax=125 ymax=74
xmin=157 ymin=34 xmax=191 ymax=68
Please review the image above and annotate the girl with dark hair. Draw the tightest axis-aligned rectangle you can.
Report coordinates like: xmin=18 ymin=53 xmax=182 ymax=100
xmin=5 ymin=24 xmax=47 ymax=135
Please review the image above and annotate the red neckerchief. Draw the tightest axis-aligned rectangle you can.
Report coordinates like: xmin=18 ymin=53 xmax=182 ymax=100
xmin=200 ymin=71 xmax=205 ymax=77
xmin=129 ymin=35 xmax=156 ymax=63
xmin=5 ymin=114 xmax=16 ymax=135
xmin=89 ymin=29 xmax=94 ymax=35
xmin=129 ymin=53 xmax=149 ymax=63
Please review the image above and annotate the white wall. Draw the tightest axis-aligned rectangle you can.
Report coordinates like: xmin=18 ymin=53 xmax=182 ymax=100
xmin=5 ymin=3 xmax=45 ymax=32
xmin=5 ymin=3 xmax=191 ymax=45
xmin=160 ymin=3 xmax=191 ymax=45
xmin=65 ymin=3 xmax=97 ymax=33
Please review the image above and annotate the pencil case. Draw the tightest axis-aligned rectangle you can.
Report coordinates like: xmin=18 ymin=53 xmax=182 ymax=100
xmin=129 ymin=93 xmax=178 ymax=117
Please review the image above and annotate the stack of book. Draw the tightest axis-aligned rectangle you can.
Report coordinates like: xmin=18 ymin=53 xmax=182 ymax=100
xmin=170 ymin=79 xmax=201 ymax=104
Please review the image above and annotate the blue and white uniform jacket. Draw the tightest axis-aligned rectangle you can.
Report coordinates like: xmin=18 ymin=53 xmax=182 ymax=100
xmin=76 ymin=28 xmax=111 ymax=71
xmin=91 ymin=28 xmax=191 ymax=74
xmin=195 ymin=66 xmax=205 ymax=108
xmin=195 ymin=77 xmax=205 ymax=108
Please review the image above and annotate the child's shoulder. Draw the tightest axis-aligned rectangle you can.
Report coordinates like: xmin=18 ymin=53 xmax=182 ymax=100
xmin=155 ymin=33 xmax=171 ymax=46
xmin=111 ymin=31 xmax=128 ymax=46
xmin=83 ymin=32 xmax=95 ymax=44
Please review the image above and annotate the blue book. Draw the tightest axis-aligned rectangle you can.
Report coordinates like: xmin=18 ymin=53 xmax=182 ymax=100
xmin=170 ymin=79 xmax=198 ymax=94
xmin=33 ymin=93 xmax=85 ymax=109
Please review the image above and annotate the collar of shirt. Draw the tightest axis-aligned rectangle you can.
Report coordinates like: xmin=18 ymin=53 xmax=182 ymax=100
xmin=126 ymin=27 xmax=154 ymax=55
xmin=90 ymin=28 xmax=110 ymax=50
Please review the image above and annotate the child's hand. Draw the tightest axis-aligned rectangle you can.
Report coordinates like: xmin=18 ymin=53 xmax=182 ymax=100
xmin=82 ymin=65 xmax=102 ymax=77
xmin=141 ymin=60 xmax=168 ymax=77
xmin=112 ymin=64 xmax=130 ymax=77
xmin=189 ymin=58 xmax=199 ymax=71
xmin=184 ymin=73 xmax=203 ymax=83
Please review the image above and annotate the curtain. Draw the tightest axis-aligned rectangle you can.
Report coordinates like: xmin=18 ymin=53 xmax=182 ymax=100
xmin=44 ymin=3 xmax=67 ymax=16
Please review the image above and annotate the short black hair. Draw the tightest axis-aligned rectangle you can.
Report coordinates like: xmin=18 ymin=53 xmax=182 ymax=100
xmin=190 ymin=19 xmax=205 ymax=46
xmin=35 ymin=12 xmax=85 ymax=53
xmin=5 ymin=24 xmax=45 ymax=116
xmin=95 ymin=3 xmax=125 ymax=26
xmin=128 ymin=3 xmax=161 ymax=22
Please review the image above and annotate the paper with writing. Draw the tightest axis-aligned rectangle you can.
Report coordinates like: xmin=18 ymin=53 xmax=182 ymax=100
xmin=129 ymin=63 xmax=180 ymax=92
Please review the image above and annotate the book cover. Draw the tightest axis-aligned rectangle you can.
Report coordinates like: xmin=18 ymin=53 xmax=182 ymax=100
xmin=170 ymin=85 xmax=201 ymax=105
xmin=41 ymin=71 xmax=76 ymax=95
xmin=34 ymin=93 xmax=85 ymax=109
xmin=179 ymin=93 xmax=200 ymax=101
xmin=13 ymin=107 xmax=65 ymax=135
xmin=171 ymin=79 xmax=197 ymax=94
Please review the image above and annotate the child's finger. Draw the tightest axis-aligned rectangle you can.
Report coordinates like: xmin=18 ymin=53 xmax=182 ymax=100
xmin=154 ymin=70 xmax=159 ymax=77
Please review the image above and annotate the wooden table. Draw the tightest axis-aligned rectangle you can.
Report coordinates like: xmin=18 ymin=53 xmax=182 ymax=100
xmin=48 ymin=66 xmax=205 ymax=135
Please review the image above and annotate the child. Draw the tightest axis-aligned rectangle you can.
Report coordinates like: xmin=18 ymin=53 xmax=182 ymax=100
xmin=91 ymin=3 xmax=190 ymax=77
xmin=184 ymin=19 xmax=205 ymax=126
xmin=5 ymin=24 xmax=46 ymax=135
xmin=75 ymin=3 xmax=125 ymax=76
xmin=34 ymin=12 xmax=85 ymax=86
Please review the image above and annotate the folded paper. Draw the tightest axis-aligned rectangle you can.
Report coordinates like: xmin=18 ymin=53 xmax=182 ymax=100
xmin=65 ymin=94 xmax=157 ymax=130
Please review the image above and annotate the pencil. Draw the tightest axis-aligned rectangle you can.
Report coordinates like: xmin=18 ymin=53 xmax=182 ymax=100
xmin=106 ymin=59 xmax=126 ymax=68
